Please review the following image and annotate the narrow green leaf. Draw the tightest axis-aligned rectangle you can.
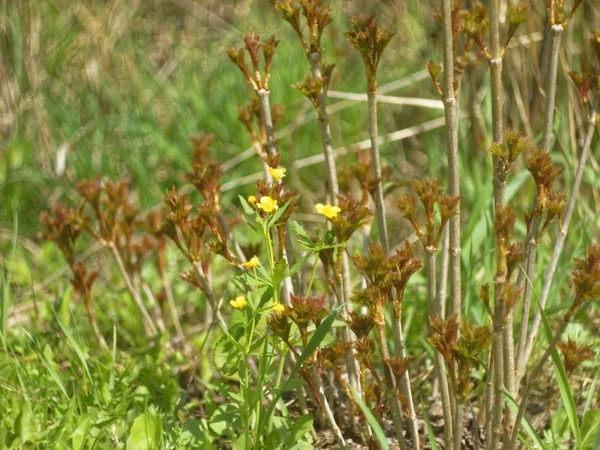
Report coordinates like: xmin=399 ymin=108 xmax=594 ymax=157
xmin=54 ymin=312 xmax=93 ymax=383
xmin=538 ymin=304 xmax=582 ymax=447
xmin=504 ymin=389 xmax=548 ymax=450
xmin=349 ymin=384 xmax=389 ymax=450
xmin=421 ymin=401 xmax=440 ymax=450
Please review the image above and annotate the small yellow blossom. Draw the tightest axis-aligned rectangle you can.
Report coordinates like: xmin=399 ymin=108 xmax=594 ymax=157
xmin=269 ymin=166 xmax=286 ymax=180
xmin=230 ymin=296 xmax=248 ymax=309
xmin=248 ymin=195 xmax=256 ymax=204
xmin=243 ymin=256 xmax=260 ymax=268
xmin=315 ymin=203 xmax=341 ymax=219
xmin=272 ymin=302 xmax=285 ymax=312
xmin=257 ymin=196 xmax=279 ymax=213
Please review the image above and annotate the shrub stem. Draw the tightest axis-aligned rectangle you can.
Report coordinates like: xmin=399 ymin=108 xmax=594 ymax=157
xmin=518 ymin=111 xmax=597 ymax=382
xmin=367 ymin=87 xmax=389 ymax=253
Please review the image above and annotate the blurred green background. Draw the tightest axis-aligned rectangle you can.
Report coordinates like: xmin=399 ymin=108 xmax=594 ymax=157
xmin=1 ymin=0 xmax=599 ymax=321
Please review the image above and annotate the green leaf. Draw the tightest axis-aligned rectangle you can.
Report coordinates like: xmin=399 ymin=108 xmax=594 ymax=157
xmin=538 ymin=303 xmax=582 ymax=447
xmin=268 ymin=198 xmax=293 ymax=226
xmin=349 ymin=384 xmax=389 ymax=450
xmin=421 ymin=401 xmax=440 ymax=450
xmin=126 ymin=410 xmax=163 ymax=450
xmin=54 ymin=312 xmax=93 ymax=384
xmin=284 ymin=414 xmax=314 ymax=447
xmin=209 ymin=404 xmax=239 ymax=436
xmin=239 ymin=195 xmax=255 ymax=215
xmin=504 ymin=389 xmax=547 ymax=450
xmin=581 ymin=409 xmax=600 ymax=448
xmin=271 ymin=258 xmax=288 ymax=289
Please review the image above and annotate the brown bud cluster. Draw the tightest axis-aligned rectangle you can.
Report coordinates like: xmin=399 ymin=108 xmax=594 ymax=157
xmin=344 ymin=15 xmax=395 ymax=90
xmin=227 ymin=32 xmax=279 ymax=92
xmin=397 ymin=177 xmax=460 ymax=248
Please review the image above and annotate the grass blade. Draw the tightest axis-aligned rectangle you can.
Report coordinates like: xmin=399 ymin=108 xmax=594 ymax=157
xmin=538 ymin=303 xmax=582 ymax=447
xmin=421 ymin=401 xmax=440 ymax=450
xmin=504 ymin=389 xmax=548 ymax=450
xmin=349 ymin=384 xmax=389 ymax=450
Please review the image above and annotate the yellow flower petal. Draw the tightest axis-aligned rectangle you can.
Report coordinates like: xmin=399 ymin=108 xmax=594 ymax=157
xmin=272 ymin=302 xmax=285 ymax=312
xmin=242 ymin=256 xmax=260 ymax=268
xmin=230 ymin=296 xmax=248 ymax=309
xmin=315 ymin=203 xmax=341 ymax=219
xmin=257 ymin=196 xmax=279 ymax=213
xmin=248 ymin=195 xmax=256 ymax=204
xmin=269 ymin=167 xmax=286 ymax=180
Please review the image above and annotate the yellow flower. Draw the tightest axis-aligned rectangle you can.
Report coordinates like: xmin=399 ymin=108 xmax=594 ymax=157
xmin=230 ymin=296 xmax=248 ymax=309
xmin=257 ymin=196 xmax=279 ymax=213
xmin=315 ymin=203 xmax=341 ymax=219
xmin=248 ymin=195 xmax=256 ymax=204
xmin=269 ymin=166 xmax=286 ymax=180
xmin=243 ymin=256 xmax=260 ymax=268
xmin=272 ymin=302 xmax=285 ymax=312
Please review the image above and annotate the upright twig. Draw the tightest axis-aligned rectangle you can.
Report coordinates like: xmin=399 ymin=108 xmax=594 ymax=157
xmin=280 ymin=0 xmax=362 ymax=395
xmin=345 ymin=15 xmax=394 ymax=253
xmin=518 ymin=110 xmax=597 ymax=381
xmin=427 ymin=248 xmax=454 ymax=450
xmin=440 ymin=0 xmax=462 ymax=326
xmin=514 ymin=1 xmax=583 ymax=383
xmin=110 ymin=244 xmax=158 ymax=338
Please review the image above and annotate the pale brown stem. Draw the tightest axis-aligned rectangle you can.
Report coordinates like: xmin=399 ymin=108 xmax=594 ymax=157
xmin=508 ymin=318 xmax=570 ymax=450
xmin=514 ymin=24 xmax=564 ymax=381
xmin=367 ymin=88 xmax=389 ymax=253
xmin=375 ymin=324 xmax=409 ymax=450
xmin=142 ymin=283 xmax=167 ymax=333
xmin=488 ymin=1 xmax=507 ymax=447
xmin=454 ymin=399 xmax=465 ymax=450
xmin=391 ymin=304 xmax=420 ymax=450
xmin=160 ymin=268 xmax=187 ymax=350
xmin=519 ymin=111 xmax=597 ymax=381
xmin=427 ymin=248 xmax=454 ymax=450
xmin=109 ymin=245 xmax=157 ymax=337
xmin=440 ymin=0 xmax=462 ymax=325
xmin=258 ymin=89 xmax=277 ymax=158
xmin=309 ymin=53 xmax=362 ymax=396
xmin=83 ymin=293 xmax=108 ymax=350
xmin=192 ymin=261 xmax=225 ymax=328
xmin=310 ymin=367 xmax=348 ymax=450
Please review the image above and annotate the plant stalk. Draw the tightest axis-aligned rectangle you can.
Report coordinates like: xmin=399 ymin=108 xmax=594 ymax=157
xmin=426 ymin=247 xmax=454 ymax=450
xmin=518 ymin=111 xmax=597 ymax=382
xmin=514 ymin=24 xmax=564 ymax=380
xmin=310 ymin=53 xmax=362 ymax=396
xmin=391 ymin=303 xmax=420 ymax=450
xmin=367 ymin=87 xmax=389 ymax=253
xmin=440 ymin=0 xmax=462 ymax=324
xmin=375 ymin=324 xmax=409 ymax=450
xmin=109 ymin=244 xmax=158 ymax=337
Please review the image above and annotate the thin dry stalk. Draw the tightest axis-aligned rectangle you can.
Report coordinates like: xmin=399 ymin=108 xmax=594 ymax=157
xmin=109 ymin=244 xmax=158 ymax=337
xmin=367 ymin=89 xmax=390 ymax=253
xmin=518 ymin=111 xmax=598 ymax=381
xmin=427 ymin=248 xmax=454 ymax=450
xmin=514 ymin=23 xmax=565 ymax=379
xmin=375 ymin=325 xmax=409 ymax=450
xmin=508 ymin=318 xmax=571 ymax=450
xmin=82 ymin=293 xmax=108 ymax=350
xmin=440 ymin=0 xmax=462 ymax=325
xmin=488 ymin=0 xmax=507 ymax=447
xmin=192 ymin=261 xmax=226 ymax=327
xmin=390 ymin=303 xmax=420 ymax=450
xmin=308 ymin=52 xmax=361 ymax=397
xmin=310 ymin=367 xmax=348 ymax=449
